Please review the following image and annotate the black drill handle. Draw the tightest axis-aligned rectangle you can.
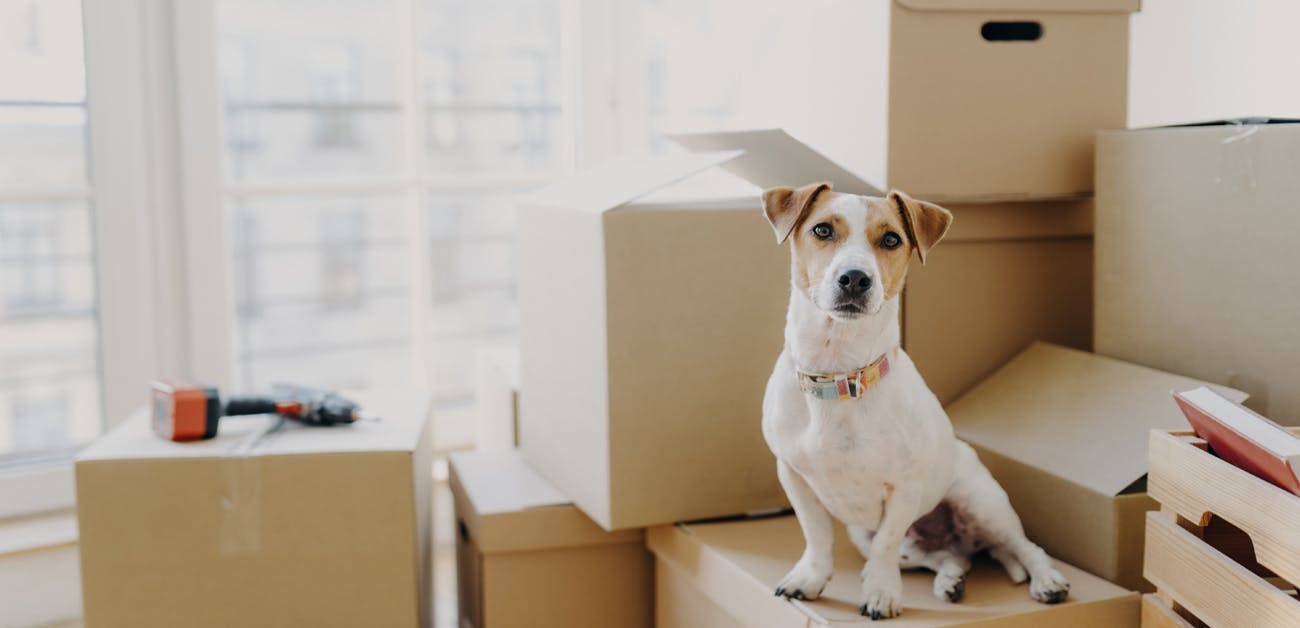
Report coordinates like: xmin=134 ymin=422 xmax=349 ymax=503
xmin=222 ymin=395 xmax=280 ymax=417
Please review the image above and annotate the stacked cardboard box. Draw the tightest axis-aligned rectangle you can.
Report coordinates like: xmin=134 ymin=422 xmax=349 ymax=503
xmin=449 ymin=450 xmax=651 ymax=628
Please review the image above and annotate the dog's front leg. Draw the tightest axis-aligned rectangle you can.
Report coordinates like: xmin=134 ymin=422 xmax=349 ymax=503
xmin=859 ymin=484 xmax=921 ymax=620
xmin=774 ymin=460 xmax=834 ymax=600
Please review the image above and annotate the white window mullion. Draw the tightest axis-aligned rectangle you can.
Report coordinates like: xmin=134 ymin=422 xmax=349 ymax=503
xmin=172 ymin=0 xmax=237 ymax=388
xmin=397 ymin=0 xmax=433 ymax=388
xmin=82 ymin=0 xmax=168 ymax=426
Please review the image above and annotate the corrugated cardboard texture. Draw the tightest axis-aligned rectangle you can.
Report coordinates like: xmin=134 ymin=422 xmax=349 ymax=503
xmin=888 ymin=3 xmax=1133 ymax=199
xmin=648 ymin=515 xmax=1139 ymax=627
xmin=948 ymin=344 xmax=1244 ymax=589
xmin=1095 ymin=122 xmax=1300 ymax=425
xmin=75 ymin=392 xmax=433 ymax=628
xmin=450 ymin=451 xmax=651 ymax=628
xmin=903 ymin=199 xmax=1095 ymax=404
xmin=520 ymin=198 xmax=789 ymax=530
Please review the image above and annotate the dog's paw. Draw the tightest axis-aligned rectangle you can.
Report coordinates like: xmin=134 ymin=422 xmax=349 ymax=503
xmin=1029 ymin=567 xmax=1070 ymax=605
xmin=859 ymin=567 xmax=903 ymax=620
xmin=774 ymin=560 xmax=831 ymax=601
xmin=933 ymin=572 xmax=966 ymax=603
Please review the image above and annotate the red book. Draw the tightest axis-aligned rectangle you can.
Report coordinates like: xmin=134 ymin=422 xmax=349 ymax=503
xmin=1174 ymin=386 xmax=1300 ymax=497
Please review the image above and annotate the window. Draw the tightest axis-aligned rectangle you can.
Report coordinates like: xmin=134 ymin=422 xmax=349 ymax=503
xmin=0 ymin=0 xmax=868 ymax=480
xmin=0 ymin=0 xmax=100 ymax=463
xmin=213 ymin=0 xmax=568 ymax=403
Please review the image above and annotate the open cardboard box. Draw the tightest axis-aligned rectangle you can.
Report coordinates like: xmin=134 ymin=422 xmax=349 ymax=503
xmin=1095 ymin=118 xmax=1300 ymax=425
xmin=650 ymin=514 xmax=1139 ymax=627
xmin=520 ymin=128 xmax=1102 ymax=532
xmin=947 ymin=343 xmax=1247 ymax=591
xmin=450 ymin=450 xmax=652 ymax=628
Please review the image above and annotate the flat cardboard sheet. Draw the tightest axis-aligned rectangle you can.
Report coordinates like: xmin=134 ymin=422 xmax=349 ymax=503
xmin=950 ymin=343 xmax=1247 ymax=497
xmin=649 ymin=515 xmax=1138 ymax=627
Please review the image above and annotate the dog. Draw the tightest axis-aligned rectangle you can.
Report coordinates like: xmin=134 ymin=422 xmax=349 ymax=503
xmin=759 ymin=183 xmax=1070 ymax=620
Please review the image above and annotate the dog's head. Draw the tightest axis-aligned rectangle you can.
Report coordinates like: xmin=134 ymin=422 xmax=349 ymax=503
xmin=762 ymin=183 xmax=952 ymax=320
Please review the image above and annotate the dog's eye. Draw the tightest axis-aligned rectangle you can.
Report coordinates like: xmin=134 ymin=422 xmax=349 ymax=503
xmin=812 ymin=223 xmax=834 ymax=240
xmin=880 ymin=232 xmax=903 ymax=250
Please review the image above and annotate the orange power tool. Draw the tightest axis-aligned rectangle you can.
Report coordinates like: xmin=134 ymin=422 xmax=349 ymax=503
xmin=151 ymin=381 xmax=366 ymax=442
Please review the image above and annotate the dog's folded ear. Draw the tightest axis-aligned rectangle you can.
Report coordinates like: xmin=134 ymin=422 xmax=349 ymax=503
xmin=888 ymin=189 xmax=953 ymax=265
xmin=762 ymin=182 xmax=832 ymax=244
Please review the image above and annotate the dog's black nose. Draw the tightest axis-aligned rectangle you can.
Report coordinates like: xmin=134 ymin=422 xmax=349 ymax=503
xmin=837 ymin=270 xmax=872 ymax=295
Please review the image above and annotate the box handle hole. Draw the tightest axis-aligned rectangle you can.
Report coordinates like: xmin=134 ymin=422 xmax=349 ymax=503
xmin=981 ymin=22 xmax=1042 ymax=42
xmin=458 ymin=519 xmax=470 ymax=542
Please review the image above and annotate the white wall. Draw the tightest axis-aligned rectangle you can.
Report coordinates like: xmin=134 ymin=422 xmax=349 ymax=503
xmin=1130 ymin=0 xmax=1300 ymax=127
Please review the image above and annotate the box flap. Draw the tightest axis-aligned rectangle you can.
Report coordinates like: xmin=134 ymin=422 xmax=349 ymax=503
xmin=949 ymin=343 xmax=1247 ymax=497
xmin=450 ymin=450 xmax=642 ymax=554
xmin=670 ymin=129 xmax=885 ymax=197
xmin=895 ymin=0 xmax=1140 ymax=13
xmin=77 ymin=388 xmax=431 ymax=462
xmin=523 ymin=150 xmax=744 ymax=214
xmin=451 ymin=449 xmax=570 ymax=516
xmin=649 ymin=514 xmax=1137 ymax=626
xmin=1116 ymin=117 xmax=1300 ymax=132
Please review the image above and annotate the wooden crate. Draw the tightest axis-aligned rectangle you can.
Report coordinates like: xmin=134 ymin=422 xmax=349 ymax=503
xmin=1143 ymin=429 xmax=1300 ymax=628
xmin=1140 ymin=594 xmax=1199 ymax=628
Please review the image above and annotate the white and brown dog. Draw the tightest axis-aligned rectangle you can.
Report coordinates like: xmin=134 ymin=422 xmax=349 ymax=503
xmin=760 ymin=183 xmax=1069 ymax=620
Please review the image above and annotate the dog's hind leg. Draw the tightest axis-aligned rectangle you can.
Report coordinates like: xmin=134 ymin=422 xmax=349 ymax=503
xmin=988 ymin=546 xmax=1028 ymax=584
xmin=847 ymin=525 xmax=875 ymax=560
xmin=946 ymin=442 xmax=1069 ymax=604
xmin=898 ymin=536 xmax=971 ymax=602
xmin=773 ymin=460 xmax=835 ymax=601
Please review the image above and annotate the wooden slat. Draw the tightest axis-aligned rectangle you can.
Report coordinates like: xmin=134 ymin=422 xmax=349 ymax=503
xmin=1144 ymin=512 xmax=1300 ymax=628
xmin=1147 ymin=430 xmax=1300 ymax=586
xmin=1140 ymin=594 xmax=1199 ymax=628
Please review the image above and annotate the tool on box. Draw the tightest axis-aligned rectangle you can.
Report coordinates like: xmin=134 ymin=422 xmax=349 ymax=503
xmin=151 ymin=381 xmax=370 ymax=442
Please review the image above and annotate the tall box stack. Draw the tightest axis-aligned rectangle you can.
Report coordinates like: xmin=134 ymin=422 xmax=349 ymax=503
xmin=520 ymin=0 xmax=1141 ymax=533
xmin=1095 ymin=120 xmax=1300 ymax=425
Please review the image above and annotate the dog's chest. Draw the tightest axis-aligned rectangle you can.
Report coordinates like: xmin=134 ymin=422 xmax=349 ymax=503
xmin=774 ymin=394 xmax=915 ymax=527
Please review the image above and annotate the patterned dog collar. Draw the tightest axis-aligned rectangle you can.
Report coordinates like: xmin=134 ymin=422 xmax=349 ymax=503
xmin=797 ymin=352 xmax=892 ymax=400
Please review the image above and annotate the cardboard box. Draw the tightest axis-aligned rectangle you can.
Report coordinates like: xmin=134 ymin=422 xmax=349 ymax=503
xmin=519 ymin=132 xmax=886 ymax=530
xmin=903 ymin=197 xmax=1094 ymax=404
xmin=473 ymin=345 xmax=520 ymax=450
xmin=450 ymin=450 xmax=651 ymax=628
xmin=946 ymin=343 xmax=1245 ymax=591
xmin=75 ymin=391 xmax=433 ymax=628
xmin=649 ymin=514 xmax=1140 ymax=627
xmin=522 ymin=129 xmax=1104 ymax=530
xmin=1095 ymin=119 xmax=1300 ymax=425
xmin=887 ymin=0 xmax=1137 ymax=199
